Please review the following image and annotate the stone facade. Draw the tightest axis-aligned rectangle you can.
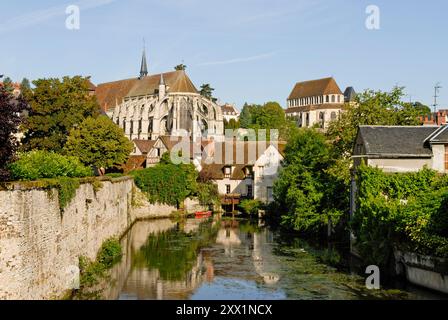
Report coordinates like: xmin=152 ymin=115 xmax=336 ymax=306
xmin=0 ymin=177 xmax=204 ymax=300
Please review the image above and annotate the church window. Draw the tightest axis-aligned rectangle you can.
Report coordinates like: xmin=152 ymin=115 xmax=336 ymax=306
xmin=337 ymin=95 xmax=341 ymax=103
xmin=319 ymin=112 xmax=325 ymax=128
xmin=326 ymin=96 xmax=329 ymax=103
xmin=123 ymin=120 xmax=126 ymax=132
xmin=130 ymin=121 xmax=134 ymax=134
xmin=331 ymin=95 xmax=335 ymax=103
xmin=138 ymin=120 xmax=142 ymax=133
xmin=305 ymin=113 xmax=310 ymax=127
xmin=331 ymin=112 xmax=337 ymax=120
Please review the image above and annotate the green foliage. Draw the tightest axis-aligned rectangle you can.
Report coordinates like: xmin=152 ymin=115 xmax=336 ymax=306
xmin=224 ymin=118 xmax=240 ymax=130
xmin=239 ymin=102 xmax=297 ymax=141
xmin=327 ymin=86 xmax=422 ymax=157
xmin=196 ymin=181 xmax=220 ymax=207
xmin=352 ymin=165 xmax=448 ymax=265
xmin=174 ymin=64 xmax=187 ymax=71
xmin=56 ymin=177 xmax=81 ymax=211
xmin=21 ymin=76 xmax=100 ymax=152
xmin=274 ymin=128 xmax=346 ymax=235
xmin=76 ymin=238 xmax=122 ymax=299
xmin=199 ymin=84 xmax=217 ymax=102
xmin=0 ymin=79 xmax=28 ymax=180
xmin=239 ymin=199 xmax=263 ymax=216
xmin=131 ymin=161 xmax=198 ymax=207
xmin=64 ymin=116 xmax=133 ymax=169
xmin=8 ymin=150 xmax=92 ymax=181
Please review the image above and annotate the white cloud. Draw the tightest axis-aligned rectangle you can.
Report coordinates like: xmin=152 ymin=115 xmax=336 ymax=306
xmin=197 ymin=52 xmax=276 ymax=67
xmin=0 ymin=0 xmax=116 ymax=34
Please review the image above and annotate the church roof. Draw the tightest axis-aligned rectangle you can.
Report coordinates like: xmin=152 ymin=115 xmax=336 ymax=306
xmin=127 ymin=71 xmax=198 ymax=97
xmin=221 ymin=104 xmax=239 ymax=115
xmin=288 ymin=77 xmax=342 ymax=100
xmin=95 ymin=71 xmax=198 ymax=111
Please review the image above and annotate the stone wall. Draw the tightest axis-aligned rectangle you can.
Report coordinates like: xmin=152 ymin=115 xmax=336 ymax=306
xmin=0 ymin=177 xmax=180 ymax=300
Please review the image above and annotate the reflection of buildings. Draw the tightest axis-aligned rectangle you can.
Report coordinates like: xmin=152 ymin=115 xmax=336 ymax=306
xmin=252 ymin=231 xmax=280 ymax=285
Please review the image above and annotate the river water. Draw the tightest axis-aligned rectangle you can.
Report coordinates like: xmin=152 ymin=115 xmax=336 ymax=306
xmin=101 ymin=216 xmax=446 ymax=300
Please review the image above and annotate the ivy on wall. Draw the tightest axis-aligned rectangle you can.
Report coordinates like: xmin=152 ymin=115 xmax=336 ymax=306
xmin=351 ymin=165 xmax=448 ymax=266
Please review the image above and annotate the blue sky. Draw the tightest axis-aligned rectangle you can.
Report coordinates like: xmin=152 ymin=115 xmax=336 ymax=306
xmin=1 ymin=0 xmax=448 ymax=110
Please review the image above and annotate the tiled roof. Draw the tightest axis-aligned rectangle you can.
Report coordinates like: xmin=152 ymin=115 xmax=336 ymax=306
xmin=200 ymin=141 xmax=285 ymax=180
xmin=288 ymin=77 xmax=342 ymax=100
xmin=95 ymin=78 xmax=139 ymax=111
xmin=95 ymin=71 xmax=198 ymax=111
xmin=357 ymin=126 xmax=439 ymax=157
xmin=221 ymin=104 xmax=239 ymax=114
xmin=127 ymin=71 xmax=197 ymax=97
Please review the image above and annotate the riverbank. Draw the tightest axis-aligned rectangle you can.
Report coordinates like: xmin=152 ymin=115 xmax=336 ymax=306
xmin=0 ymin=176 xmax=206 ymax=300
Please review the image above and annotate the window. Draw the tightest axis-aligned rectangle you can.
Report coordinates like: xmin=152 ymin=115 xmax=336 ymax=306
xmin=331 ymin=95 xmax=335 ymax=103
xmin=445 ymin=145 xmax=448 ymax=171
xmin=157 ymin=148 xmax=161 ymax=157
xmin=337 ymin=95 xmax=341 ymax=103
xmin=331 ymin=112 xmax=337 ymax=121
xmin=267 ymin=187 xmax=273 ymax=201
xmin=247 ymin=185 xmax=253 ymax=198
xmin=259 ymin=166 xmax=265 ymax=178
xmin=306 ymin=113 xmax=310 ymax=127
xmin=326 ymin=96 xmax=329 ymax=103
xmin=224 ymin=166 xmax=232 ymax=178
xmin=226 ymin=185 xmax=231 ymax=194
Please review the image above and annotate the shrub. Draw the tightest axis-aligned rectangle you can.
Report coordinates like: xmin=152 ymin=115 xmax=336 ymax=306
xmin=239 ymin=199 xmax=264 ymax=216
xmin=8 ymin=150 xmax=92 ymax=181
xmin=352 ymin=165 xmax=448 ymax=265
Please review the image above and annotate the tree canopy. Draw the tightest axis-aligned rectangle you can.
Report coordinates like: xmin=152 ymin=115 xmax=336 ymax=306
xmin=0 ymin=82 xmax=29 ymax=180
xmin=64 ymin=116 xmax=134 ymax=169
xmin=199 ymin=84 xmax=217 ymax=103
xmin=21 ymin=76 xmax=100 ymax=153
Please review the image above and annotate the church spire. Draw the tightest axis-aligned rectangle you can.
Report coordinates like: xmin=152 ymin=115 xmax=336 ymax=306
xmin=139 ymin=40 xmax=148 ymax=79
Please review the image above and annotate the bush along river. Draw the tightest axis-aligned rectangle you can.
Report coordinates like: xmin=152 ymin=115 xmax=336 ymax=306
xmin=91 ymin=216 xmax=446 ymax=300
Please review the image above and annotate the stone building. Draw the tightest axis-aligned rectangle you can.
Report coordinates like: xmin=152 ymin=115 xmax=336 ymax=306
xmin=353 ymin=125 xmax=448 ymax=173
xmin=95 ymin=50 xmax=224 ymax=142
xmin=221 ymin=103 xmax=240 ymax=123
xmin=285 ymin=77 xmax=355 ymax=129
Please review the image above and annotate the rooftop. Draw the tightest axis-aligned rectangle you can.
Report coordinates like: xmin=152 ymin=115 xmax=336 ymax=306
xmin=288 ymin=77 xmax=342 ymax=101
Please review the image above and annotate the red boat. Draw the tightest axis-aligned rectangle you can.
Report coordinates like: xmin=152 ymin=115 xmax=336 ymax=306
xmin=195 ymin=211 xmax=212 ymax=219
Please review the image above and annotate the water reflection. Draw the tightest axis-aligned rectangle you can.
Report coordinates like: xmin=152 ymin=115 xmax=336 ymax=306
xmin=103 ymin=217 xmax=446 ymax=300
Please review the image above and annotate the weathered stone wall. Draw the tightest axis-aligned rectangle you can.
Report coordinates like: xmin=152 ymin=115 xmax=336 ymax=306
xmin=0 ymin=177 xmax=177 ymax=300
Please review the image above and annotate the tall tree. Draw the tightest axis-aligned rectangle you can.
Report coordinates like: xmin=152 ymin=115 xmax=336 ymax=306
xmin=64 ymin=116 xmax=133 ymax=169
xmin=199 ymin=84 xmax=217 ymax=103
xmin=20 ymin=78 xmax=31 ymax=94
xmin=326 ymin=86 xmax=420 ymax=157
xmin=21 ymin=76 xmax=100 ymax=153
xmin=0 ymin=81 xmax=29 ymax=180
xmin=1 ymin=77 xmax=14 ymax=93
xmin=239 ymin=103 xmax=256 ymax=128
xmin=174 ymin=64 xmax=187 ymax=71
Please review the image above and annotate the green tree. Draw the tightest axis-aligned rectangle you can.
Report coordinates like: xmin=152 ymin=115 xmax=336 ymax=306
xmin=20 ymin=78 xmax=32 ymax=97
xmin=21 ymin=76 xmax=100 ymax=152
xmin=1 ymin=77 xmax=14 ymax=93
xmin=0 ymin=82 xmax=29 ymax=180
xmin=64 ymin=116 xmax=133 ymax=169
xmin=199 ymin=84 xmax=217 ymax=103
xmin=224 ymin=118 xmax=240 ymax=130
xmin=327 ymin=86 xmax=419 ymax=157
xmin=174 ymin=64 xmax=187 ymax=71
xmin=239 ymin=103 xmax=256 ymax=128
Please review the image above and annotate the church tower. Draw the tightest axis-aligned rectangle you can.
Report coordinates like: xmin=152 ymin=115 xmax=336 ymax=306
xmin=139 ymin=46 xmax=148 ymax=79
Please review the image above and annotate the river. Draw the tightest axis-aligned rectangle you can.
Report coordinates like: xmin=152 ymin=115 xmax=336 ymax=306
xmin=100 ymin=216 xmax=446 ymax=300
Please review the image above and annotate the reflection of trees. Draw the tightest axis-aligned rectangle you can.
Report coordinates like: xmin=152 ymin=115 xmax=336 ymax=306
xmin=132 ymin=221 xmax=219 ymax=281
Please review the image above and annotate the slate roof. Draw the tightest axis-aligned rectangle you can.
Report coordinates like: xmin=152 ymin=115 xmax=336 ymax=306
xmin=357 ymin=126 xmax=439 ymax=157
xmin=344 ymin=87 xmax=357 ymax=102
xmin=425 ymin=125 xmax=448 ymax=144
xmin=288 ymin=77 xmax=342 ymax=100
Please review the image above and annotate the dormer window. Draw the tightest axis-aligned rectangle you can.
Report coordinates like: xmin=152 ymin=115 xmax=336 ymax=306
xmin=245 ymin=166 xmax=254 ymax=178
xmin=224 ymin=166 xmax=232 ymax=178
